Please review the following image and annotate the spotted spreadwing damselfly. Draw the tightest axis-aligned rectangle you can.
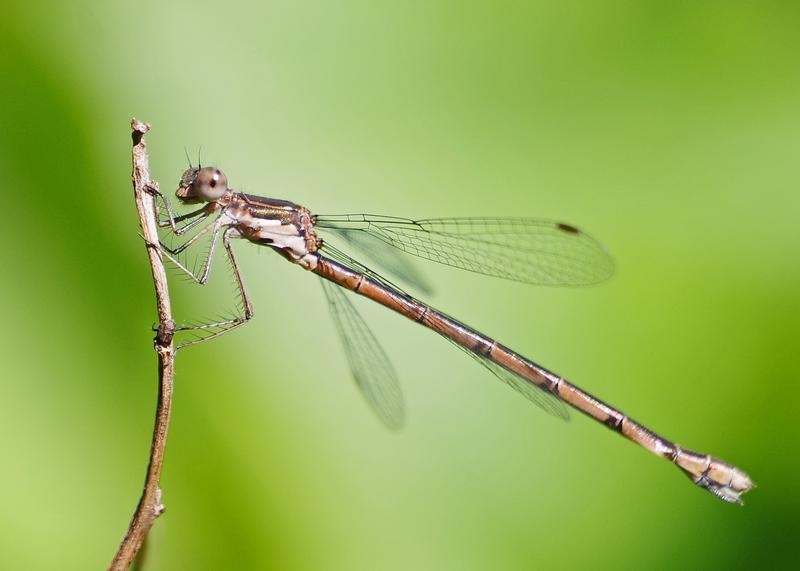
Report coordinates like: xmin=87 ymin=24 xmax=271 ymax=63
xmin=147 ymin=165 xmax=753 ymax=504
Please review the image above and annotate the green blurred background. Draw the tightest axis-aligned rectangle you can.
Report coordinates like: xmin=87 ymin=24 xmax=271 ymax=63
xmin=1 ymin=1 xmax=798 ymax=569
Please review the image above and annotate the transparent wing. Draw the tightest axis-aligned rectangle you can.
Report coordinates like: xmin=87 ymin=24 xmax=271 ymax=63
xmin=316 ymin=215 xmax=614 ymax=286
xmin=458 ymin=344 xmax=569 ymax=420
xmin=318 ymin=227 xmax=433 ymax=295
xmin=320 ymin=242 xmax=414 ymax=298
xmin=320 ymin=278 xmax=405 ymax=429
xmin=321 ymin=246 xmax=567 ymax=421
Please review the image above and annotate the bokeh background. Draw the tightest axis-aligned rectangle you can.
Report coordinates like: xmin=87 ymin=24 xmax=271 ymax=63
xmin=1 ymin=1 xmax=798 ymax=569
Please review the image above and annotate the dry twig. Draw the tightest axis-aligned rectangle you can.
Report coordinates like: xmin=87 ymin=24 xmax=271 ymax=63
xmin=109 ymin=119 xmax=176 ymax=570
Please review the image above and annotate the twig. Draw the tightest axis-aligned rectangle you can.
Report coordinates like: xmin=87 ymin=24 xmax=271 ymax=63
xmin=109 ymin=119 xmax=176 ymax=570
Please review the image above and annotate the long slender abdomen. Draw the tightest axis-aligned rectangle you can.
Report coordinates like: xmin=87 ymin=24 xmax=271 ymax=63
xmin=312 ymin=255 xmax=753 ymax=503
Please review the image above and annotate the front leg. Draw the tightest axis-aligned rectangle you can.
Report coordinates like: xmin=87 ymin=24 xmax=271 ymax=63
xmin=159 ymin=217 xmax=220 ymax=257
xmin=147 ymin=183 xmax=210 ymax=235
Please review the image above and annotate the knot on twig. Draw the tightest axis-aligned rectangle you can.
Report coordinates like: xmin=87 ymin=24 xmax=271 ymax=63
xmin=153 ymin=487 xmax=166 ymax=518
xmin=155 ymin=319 xmax=176 ymax=347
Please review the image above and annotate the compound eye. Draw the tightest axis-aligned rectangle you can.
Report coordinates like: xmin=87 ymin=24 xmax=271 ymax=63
xmin=193 ymin=167 xmax=228 ymax=201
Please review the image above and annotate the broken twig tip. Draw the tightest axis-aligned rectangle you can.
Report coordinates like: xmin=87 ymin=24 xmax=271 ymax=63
xmin=131 ymin=118 xmax=151 ymax=134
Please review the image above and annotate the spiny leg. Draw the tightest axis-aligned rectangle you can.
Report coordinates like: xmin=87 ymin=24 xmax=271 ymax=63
xmin=153 ymin=224 xmax=241 ymax=346
xmin=156 ymin=218 xmax=222 ymax=287
xmin=174 ymin=228 xmax=254 ymax=349
xmin=149 ymin=219 xmax=253 ymax=349
xmin=224 ymin=228 xmax=254 ymax=319
xmin=142 ymin=216 xmax=252 ymax=349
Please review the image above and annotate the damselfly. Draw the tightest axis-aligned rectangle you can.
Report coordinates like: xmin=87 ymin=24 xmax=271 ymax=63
xmin=148 ymin=165 xmax=753 ymax=504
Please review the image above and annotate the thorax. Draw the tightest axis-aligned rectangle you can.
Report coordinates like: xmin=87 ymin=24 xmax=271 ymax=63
xmin=221 ymin=193 xmax=319 ymax=266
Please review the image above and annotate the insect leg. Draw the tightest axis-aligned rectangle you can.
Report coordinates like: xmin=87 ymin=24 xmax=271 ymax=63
xmin=173 ymin=227 xmax=254 ymax=349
